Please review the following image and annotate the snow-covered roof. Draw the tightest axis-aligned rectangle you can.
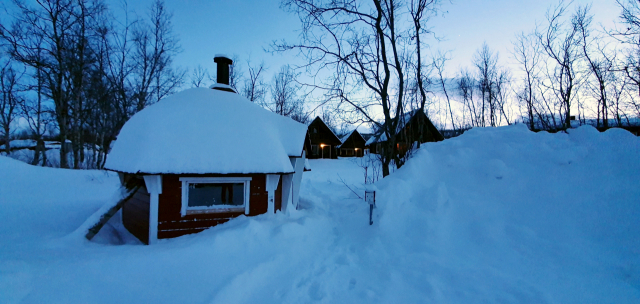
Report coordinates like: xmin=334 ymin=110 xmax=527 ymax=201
xmin=339 ymin=130 xmax=354 ymax=143
xmin=365 ymin=111 xmax=415 ymax=145
xmin=365 ymin=109 xmax=438 ymax=145
xmin=308 ymin=116 xmax=342 ymax=144
xmin=365 ymin=133 xmax=380 ymax=146
xmin=337 ymin=130 xmax=358 ymax=148
xmin=105 ymin=88 xmax=307 ymax=174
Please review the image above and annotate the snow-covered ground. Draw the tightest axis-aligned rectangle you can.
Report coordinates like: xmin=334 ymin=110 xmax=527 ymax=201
xmin=0 ymin=125 xmax=638 ymax=303
xmin=0 ymin=140 xmax=99 ymax=168
xmin=0 ymin=139 xmax=60 ymax=150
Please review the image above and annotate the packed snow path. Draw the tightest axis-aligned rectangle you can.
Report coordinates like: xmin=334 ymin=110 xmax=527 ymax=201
xmin=0 ymin=125 xmax=638 ymax=303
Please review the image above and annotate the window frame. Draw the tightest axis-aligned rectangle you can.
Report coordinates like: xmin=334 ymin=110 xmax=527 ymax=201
xmin=179 ymin=177 xmax=252 ymax=216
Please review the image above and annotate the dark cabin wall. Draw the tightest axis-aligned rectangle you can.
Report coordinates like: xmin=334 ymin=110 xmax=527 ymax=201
xmin=366 ymin=112 xmax=443 ymax=156
xmin=402 ymin=111 xmax=444 ymax=143
xmin=122 ymin=176 xmax=150 ymax=244
xmin=308 ymin=117 xmax=342 ymax=159
xmin=339 ymin=131 xmax=366 ymax=157
xmin=156 ymin=173 xmax=284 ymax=239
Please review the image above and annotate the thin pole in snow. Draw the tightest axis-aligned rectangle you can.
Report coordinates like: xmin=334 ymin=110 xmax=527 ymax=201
xmin=365 ymin=190 xmax=375 ymax=225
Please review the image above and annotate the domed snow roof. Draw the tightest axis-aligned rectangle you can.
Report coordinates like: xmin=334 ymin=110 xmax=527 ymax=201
xmin=105 ymin=88 xmax=307 ymax=174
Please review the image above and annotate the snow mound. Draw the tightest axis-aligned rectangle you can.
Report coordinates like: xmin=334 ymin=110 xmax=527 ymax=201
xmin=105 ymin=88 xmax=307 ymax=174
xmin=373 ymin=124 xmax=640 ymax=302
xmin=0 ymin=156 xmax=121 ymax=245
xmin=1 ymin=125 xmax=639 ymax=303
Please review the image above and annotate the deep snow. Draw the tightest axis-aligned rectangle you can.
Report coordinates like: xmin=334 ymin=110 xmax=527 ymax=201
xmin=0 ymin=124 xmax=638 ymax=303
xmin=105 ymin=88 xmax=307 ymax=174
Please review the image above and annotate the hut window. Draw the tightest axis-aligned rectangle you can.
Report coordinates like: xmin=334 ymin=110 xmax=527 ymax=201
xmin=179 ymin=177 xmax=252 ymax=216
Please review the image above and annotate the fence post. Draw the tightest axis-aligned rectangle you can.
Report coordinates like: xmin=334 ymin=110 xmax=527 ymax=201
xmin=365 ymin=190 xmax=375 ymax=225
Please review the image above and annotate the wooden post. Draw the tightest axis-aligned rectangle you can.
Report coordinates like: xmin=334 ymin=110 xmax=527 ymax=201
xmin=280 ymin=174 xmax=294 ymax=213
xmin=143 ymin=175 xmax=162 ymax=244
xmin=266 ymin=174 xmax=280 ymax=214
xmin=365 ymin=190 xmax=376 ymax=225
xmin=290 ymin=151 xmax=305 ymax=209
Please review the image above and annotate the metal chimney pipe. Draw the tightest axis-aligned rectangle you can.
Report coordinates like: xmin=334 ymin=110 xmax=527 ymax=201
xmin=214 ymin=55 xmax=233 ymax=85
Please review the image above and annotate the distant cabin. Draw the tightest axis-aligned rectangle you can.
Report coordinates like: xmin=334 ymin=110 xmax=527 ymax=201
xmin=104 ymin=56 xmax=308 ymax=244
xmin=337 ymin=130 xmax=366 ymax=157
xmin=366 ymin=110 xmax=443 ymax=156
xmin=307 ymin=116 xmax=341 ymax=159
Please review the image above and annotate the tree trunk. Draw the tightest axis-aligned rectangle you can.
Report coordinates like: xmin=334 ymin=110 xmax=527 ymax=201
xmin=59 ymin=116 xmax=69 ymax=168
xmin=3 ymin=129 xmax=10 ymax=155
xmin=382 ymin=157 xmax=390 ymax=177
xmin=41 ymin=142 xmax=47 ymax=167
xmin=31 ymin=137 xmax=45 ymax=166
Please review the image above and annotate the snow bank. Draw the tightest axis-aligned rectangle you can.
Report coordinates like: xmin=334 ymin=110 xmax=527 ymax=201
xmin=373 ymin=124 xmax=640 ymax=302
xmin=0 ymin=140 xmax=62 ymax=150
xmin=1 ymin=125 xmax=638 ymax=303
xmin=105 ymin=88 xmax=307 ymax=174
xmin=0 ymin=156 xmax=121 ymax=245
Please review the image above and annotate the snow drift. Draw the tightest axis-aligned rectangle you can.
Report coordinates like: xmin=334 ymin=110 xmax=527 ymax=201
xmin=373 ymin=124 xmax=640 ymax=302
xmin=0 ymin=124 xmax=638 ymax=303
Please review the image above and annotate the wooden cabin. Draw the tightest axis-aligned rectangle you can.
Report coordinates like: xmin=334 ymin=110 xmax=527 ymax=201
xmin=307 ymin=116 xmax=341 ymax=159
xmin=104 ymin=56 xmax=308 ymax=244
xmin=337 ymin=130 xmax=366 ymax=157
xmin=366 ymin=110 xmax=444 ymax=156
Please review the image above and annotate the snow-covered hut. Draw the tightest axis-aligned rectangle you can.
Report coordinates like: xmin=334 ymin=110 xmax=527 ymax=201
xmin=104 ymin=56 xmax=308 ymax=244
xmin=337 ymin=129 xmax=366 ymax=157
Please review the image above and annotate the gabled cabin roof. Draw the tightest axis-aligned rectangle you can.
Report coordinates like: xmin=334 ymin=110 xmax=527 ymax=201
xmin=365 ymin=110 xmax=443 ymax=145
xmin=338 ymin=130 xmax=354 ymax=144
xmin=308 ymin=116 xmax=342 ymax=146
xmin=337 ymin=129 xmax=366 ymax=149
xmin=105 ymin=88 xmax=307 ymax=175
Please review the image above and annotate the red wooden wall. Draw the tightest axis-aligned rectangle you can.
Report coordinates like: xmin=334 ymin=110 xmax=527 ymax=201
xmin=157 ymin=173 xmax=282 ymax=240
xmin=121 ymin=173 xmax=286 ymax=243
xmin=122 ymin=179 xmax=150 ymax=244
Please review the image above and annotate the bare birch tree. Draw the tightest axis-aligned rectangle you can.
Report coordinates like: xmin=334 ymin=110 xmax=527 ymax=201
xmin=190 ymin=65 xmax=209 ymax=88
xmin=276 ymin=0 xmax=441 ymax=176
xmin=513 ymin=31 xmax=542 ymax=130
xmin=612 ymin=0 xmax=640 ymax=114
xmin=241 ymin=60 xmax=267 ymax=103
xmin=268 ymin=65 xmax=308 ymax=123
xmin=536 ymin=1 xmax=581 ymax=130
xmin=575 ymin=5 xmax=615 ymax=128
xmin=0 ymin=59 xmax=22 ymax=154
xmin=130 ymin=0 xmax=183 ymax=111
xmin=1 ymin=0 xmax=90 ymax=167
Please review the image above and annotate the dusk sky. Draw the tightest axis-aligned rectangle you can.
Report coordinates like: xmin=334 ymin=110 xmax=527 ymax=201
xmin=139 ymin=0 xmax=621 ymax=81
xmin=1 ymin=0 xmax=623 ymax=85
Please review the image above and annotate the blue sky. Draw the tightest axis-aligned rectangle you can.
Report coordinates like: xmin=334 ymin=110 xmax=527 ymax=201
xmin=152 ymin=0 xmax=620 ymax=80
xmin=120 ymin=0 xmax=621 ymax=131
xmin=1 ymin=0 xmax=624 ymax=132
xmin=133 ymin=0 xmax=304 ymax=80
xmin=2 ymin=0 xmax=622 ymax=85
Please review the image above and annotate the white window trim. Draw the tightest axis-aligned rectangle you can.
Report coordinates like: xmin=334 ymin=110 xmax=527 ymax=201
xmin=179 ymin=177 xmax=252 ymax=217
